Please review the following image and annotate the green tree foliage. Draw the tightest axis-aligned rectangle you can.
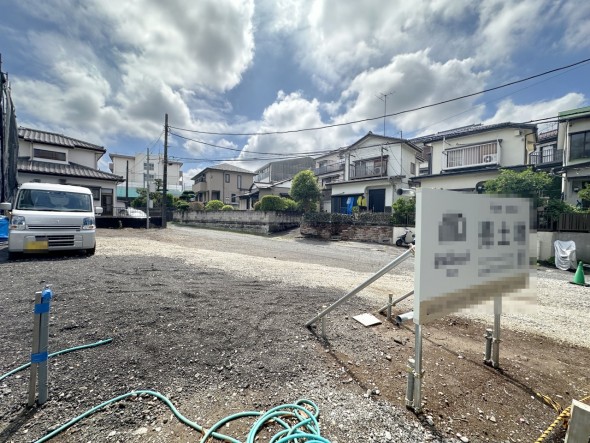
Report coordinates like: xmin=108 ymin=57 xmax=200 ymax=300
xmin=484 ymin=169 xmax=557 ymax=207
xmin=205 ymin=200 xmax=225 ymax=211
xmin=189 ymin=201 xmax=205 ymax=211
xmin=283 ymin=198 xmax=299 ymax=212
xmin=392 ymin=196 xmax=415 ymax=215
xmin=290 ymin=170 xmax=321 ymax=212
xmin=259 ymin=195 xmax=286 ymax=211
xmin=179 ymin=190 xmax=196 ymax=201
xmin=221 ymin=205 xmax=234 ymax=211
xmin=577 ymin=185 xmax=590 ymax=207
xmin=131 ymin=189 xmax=174 ymax=209
xmin=175 ymin=200 xmax=190 ymax=211
xmin=253 ymin=201 xmax=261 ymax=211
xmin=544 ymin=199 xmax=575 ymax=218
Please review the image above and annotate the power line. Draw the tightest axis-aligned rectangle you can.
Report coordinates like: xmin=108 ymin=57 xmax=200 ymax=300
xmin=169 ymin=57 xmax=590 ymax=137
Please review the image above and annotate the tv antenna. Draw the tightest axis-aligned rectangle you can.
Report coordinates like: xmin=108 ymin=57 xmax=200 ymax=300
xmin=376 ymin=91 xmax=395 ymax=136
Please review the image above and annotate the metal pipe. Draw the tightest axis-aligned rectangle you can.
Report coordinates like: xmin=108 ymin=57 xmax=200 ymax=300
xmin=412 ymin=323 xmax=423 ymax=413
xmin=378 ymin=290 xmax=414 ymax=314
xmin=395 ymin=311 xmax=414 ymax=325
xmin=492 ymin=296 xmax=502 ymax=368
xmin=28 ymin=291 xmax=42 ymax=407
xmin=387 ymin=294 xmax=393 ymax=320
xmin=405 ymin=358 xmax=415 ymax=408
xmin=306 ymin=246 xmax=415 ymax=327
xmin=484 ymin=328 xmax=493 ymax=363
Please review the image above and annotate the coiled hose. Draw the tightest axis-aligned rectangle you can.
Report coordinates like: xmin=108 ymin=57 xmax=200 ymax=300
xmin=1 ymin=339 xmax=330 ymax=442
xmin=34 ymin=391 xmax=330 ymax=443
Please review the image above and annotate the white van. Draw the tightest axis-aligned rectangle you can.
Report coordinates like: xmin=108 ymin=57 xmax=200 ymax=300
xmin=0 ymin=183 xmax=102 ymax=259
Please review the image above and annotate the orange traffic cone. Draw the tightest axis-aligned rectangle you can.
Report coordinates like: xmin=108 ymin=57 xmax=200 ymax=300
xmin=572 ymin=261 xmax=587 ymax=286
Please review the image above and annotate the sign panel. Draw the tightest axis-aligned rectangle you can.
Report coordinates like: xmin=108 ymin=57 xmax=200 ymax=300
xmin=414 ymin=189 xmax=532 ymax=324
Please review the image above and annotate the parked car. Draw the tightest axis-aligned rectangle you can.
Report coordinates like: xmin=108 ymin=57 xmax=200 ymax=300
xmin=118 ymin=208 xmax=147 ymax=218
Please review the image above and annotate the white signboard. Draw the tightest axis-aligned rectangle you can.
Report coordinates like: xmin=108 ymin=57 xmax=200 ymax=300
xmin=414 ymin=189 xmax=531 ymax=325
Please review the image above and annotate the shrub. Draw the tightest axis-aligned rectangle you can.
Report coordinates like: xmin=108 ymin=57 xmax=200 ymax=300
xmin=283 ymin=198 xmax=299 ymax=212
xmin=259 ymin=195 xmax=286 ymax=211
xmin=175 ymin=200 xmax=190 ymax=211
xmin=221 ymin=205 xmax=234 ymax=211
xmin=253 ymin=201 xmax=261 ymax=211
xmin=189 ymin=201 xmax=205 ymax=211
xmin=205 ymin=200 xmax=225 ymax=211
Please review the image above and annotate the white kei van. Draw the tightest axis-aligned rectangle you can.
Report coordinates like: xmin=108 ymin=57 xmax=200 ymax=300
xmin=0 ymin=183 xmax=102 ymax=259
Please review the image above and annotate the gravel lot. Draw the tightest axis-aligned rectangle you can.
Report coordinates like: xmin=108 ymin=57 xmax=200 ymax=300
xmin=0 ymin=225 xmax=588 ymax=443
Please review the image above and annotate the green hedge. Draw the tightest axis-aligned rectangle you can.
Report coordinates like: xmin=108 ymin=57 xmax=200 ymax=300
xmin=303 ymin=212 xmax=415 ymax=226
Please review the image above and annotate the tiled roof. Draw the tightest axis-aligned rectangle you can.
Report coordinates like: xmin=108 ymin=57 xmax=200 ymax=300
xmin=18 ymin=158 xmax=123 ymax=182
xmin=19 ymin=127 xmax=105 ymax=152
xmin=192 ymin=162 xmax=254 ymax=179
xmin=410 ymin=122 xmax=537 ymax=144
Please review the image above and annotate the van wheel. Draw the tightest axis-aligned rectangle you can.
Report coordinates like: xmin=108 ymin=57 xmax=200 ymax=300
xmin=86 ymin=246 xmax=96 ymax=256
xmin=8 ymin=251 xmax=22 ymax=260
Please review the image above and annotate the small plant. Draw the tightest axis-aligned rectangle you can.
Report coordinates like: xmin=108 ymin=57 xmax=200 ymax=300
xmin=221 ymin=205 xmax=234 ymax=211
xmin=253 ymin=201 xmax=261 ymax=211
xmin=205 ymin=200 xmax=225 ymax=211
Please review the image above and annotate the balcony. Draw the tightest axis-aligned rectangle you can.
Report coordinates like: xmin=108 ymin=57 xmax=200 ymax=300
xmin=350 ymin=160 xmax=388 ymax=179
xmin=529 ymin=148 xmax=563 ymax=166
xmin=314 ymin=162 xmax=344 ymax=176
xmin=443 ymin=141 xmax=499 ymax=170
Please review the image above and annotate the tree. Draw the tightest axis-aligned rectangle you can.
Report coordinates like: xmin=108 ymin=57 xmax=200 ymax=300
xmin=577 ymin=185 xmax=590 ymax=209
xmin=290 ymin=170 xmax=321 ymax=212
xmin=392 ymin=196 xmax=415 ymax=224
xmin=483 ymin=169 xmax=558 ymax=207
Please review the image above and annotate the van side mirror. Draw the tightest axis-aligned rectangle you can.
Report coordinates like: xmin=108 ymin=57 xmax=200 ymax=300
xmin=95 ymin=206 xmax=103 ymax=215
xmin=0 ymin=202 xmax=12 ymax=211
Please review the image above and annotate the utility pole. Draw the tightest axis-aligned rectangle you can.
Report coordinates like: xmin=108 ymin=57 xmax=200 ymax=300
xmin=146 ymin=149 xmax=150 ymax=229
xmin=125 ymin=160 xmax=129 ymax=202
xmin=377 ymin=91 xmax=394 ymax=136
xmin=162 ymin=114 xmax=168 ymax=229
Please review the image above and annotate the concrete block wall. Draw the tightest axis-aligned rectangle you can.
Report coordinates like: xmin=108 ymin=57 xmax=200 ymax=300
xmin=537 ymin=231 xmax=590 ymax=263
xmin=173 ymin=210 xmax=301 ymax=234
xmin=300 ymin=221 xmax=393 ymax=244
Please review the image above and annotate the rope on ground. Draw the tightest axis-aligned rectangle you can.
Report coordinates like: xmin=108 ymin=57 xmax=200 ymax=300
xmin=535 ymin=394 xmax=590 ymax=443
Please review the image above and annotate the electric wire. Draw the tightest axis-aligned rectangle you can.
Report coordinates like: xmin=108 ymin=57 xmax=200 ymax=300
xmin=169 ymin=57 xmax=590 ymax=137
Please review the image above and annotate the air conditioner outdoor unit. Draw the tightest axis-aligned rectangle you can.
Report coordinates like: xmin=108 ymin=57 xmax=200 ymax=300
xmin=482 ymin=154 xmax=498 ymax=164
xmin=374 ymin=166 xmax=382 ymax=174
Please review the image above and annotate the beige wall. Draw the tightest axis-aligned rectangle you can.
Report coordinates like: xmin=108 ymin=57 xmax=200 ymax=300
xmin=193 ymin=170 xmax=254 ymax=206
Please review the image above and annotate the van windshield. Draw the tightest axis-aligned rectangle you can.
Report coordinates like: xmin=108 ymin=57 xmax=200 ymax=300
xmin=16 ymin=189 xmax=93 ymax=212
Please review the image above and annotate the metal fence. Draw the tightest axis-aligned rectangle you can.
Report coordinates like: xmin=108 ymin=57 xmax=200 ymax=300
xmin=537 ymin=212 xmax=590 ymax=232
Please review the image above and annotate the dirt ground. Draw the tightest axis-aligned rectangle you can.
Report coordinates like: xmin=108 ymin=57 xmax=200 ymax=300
xmin=0 ymin=227 xmax=588 ymax=443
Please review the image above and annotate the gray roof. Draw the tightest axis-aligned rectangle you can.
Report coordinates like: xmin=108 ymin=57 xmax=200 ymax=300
xmin=192 ymin=162 xmax=254 ymax=179
xmin=19 ymin=127 xmax=105 ymax=152
xmin=410 ymin=122 xmax=537 ymax=144
xmin=18 ymin=158 xmax=123 ymax=182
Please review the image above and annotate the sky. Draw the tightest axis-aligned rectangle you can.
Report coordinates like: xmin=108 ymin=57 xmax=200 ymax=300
xmin=1 ymin=0 xmax=590 ymax=185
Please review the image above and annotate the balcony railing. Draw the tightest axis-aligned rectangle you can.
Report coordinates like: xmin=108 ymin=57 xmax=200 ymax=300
xmin=350 ymin=161 xmax=387 ymax=179
xmin=314 ymin=162 xmax=344 ymax=175
xmin=529 ymin=149 xmax=563 ymax=166
xmin=443 ymin=142 xmax=499 ymax=170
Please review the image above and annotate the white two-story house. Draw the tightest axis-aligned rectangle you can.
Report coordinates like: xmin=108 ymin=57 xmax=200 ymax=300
xmin=17 ymin=127 xmax=123 ymax=215
xmin=411 ymin=123 xmax=537 ymax=192
xmin=327 ymin=132 xmax=423 ymax=213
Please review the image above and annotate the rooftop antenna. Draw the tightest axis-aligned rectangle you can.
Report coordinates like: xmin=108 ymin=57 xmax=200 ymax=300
xmin=376 ymin=91 xmax=395 ymax=136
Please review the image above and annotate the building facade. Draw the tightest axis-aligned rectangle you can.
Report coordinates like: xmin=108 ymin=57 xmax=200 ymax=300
xmin=191 ymin=163 xmax=255 ymax=207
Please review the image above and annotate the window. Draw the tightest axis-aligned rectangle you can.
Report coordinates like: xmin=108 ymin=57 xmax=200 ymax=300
xmin=570 ymin=131 xmax=590 ymax=160
xmin=143 ymin=162 xmax=155 ymax=170
xmin=88 ymin=187 xmax=101 ymax=200
xmin=231 ymin=194 xmax=236 ymax=203
xmin=143 ymin=173 xmax=154 ymax=182
xmin=237 ymin=175 xmax=242 ymax=189
xmin=410 ymin=162 xmax=416 ymax=175
xmin=225 ymin=173 xmax=230 ymax=183
xmin=33 ymin=148 xmax=66 ymax=162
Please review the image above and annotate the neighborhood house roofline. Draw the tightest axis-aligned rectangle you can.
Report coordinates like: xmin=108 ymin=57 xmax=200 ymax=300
xmin=19 ymin=127 xmax=106 ymax=153
xmin=411 ymin=122 xmax=537 ymax=144
xmin=191 ymin=163 xmax=254 ymax=180
xmin=17 ymin=158 xmax=124 ymax=182
xmin=109 ymin=153 xmax=183 ymax=165
xmin=345 ymin=131 xmax=422 ymax=153
xmin=558 ymin=106 xmax=590 ymax=121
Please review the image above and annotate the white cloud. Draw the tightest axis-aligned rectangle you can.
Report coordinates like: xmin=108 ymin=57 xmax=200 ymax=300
xmin=484 ymin=93 xmax=587 ymax=124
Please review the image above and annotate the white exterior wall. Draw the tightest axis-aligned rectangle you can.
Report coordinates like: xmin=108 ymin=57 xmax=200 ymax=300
xmin=111 ymin=153 xmax=183 ymax=193
xmin=429 ymin=128 xmax=531 ymax=175
xmin=418 ymin=170 xmax=498 ymax=190
xmin=19 ymin=140 xmax=99 ymax=169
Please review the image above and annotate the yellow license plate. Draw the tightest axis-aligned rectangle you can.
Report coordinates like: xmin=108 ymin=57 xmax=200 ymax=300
xmin=25 ymin=238 xmax=49 ymax=251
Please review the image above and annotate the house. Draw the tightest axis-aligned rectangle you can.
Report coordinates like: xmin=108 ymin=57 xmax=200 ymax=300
xmin=109 ymin=152 xmax=183 ymax=205
xmin=16 ymin=127 xmax=123 ymax=215
xmin=411 ymin=123 xmax=537 ymax=193
xmin=314 ymin=149 xmax=345 ymax=212
xmin=191 ymin=163 xmax=255 ymax=207
xmin=253 ymin=157 xmax=316 ymax=183
xmin=529 ymin=127 xmax=560 ymax=171
xmin=239 ymin=178 xmax=292 ymax=210
xmin=555 ymin=106 xmax=590 ymax=206
xmin=327 ymin=132 xmax=423 ymax=213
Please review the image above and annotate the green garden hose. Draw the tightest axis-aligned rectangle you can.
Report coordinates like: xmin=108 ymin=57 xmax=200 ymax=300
xmin=34 ymin=391 xmax=330 ymax=443
xmin=0 ymin=338 xmax=113 ymax=382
